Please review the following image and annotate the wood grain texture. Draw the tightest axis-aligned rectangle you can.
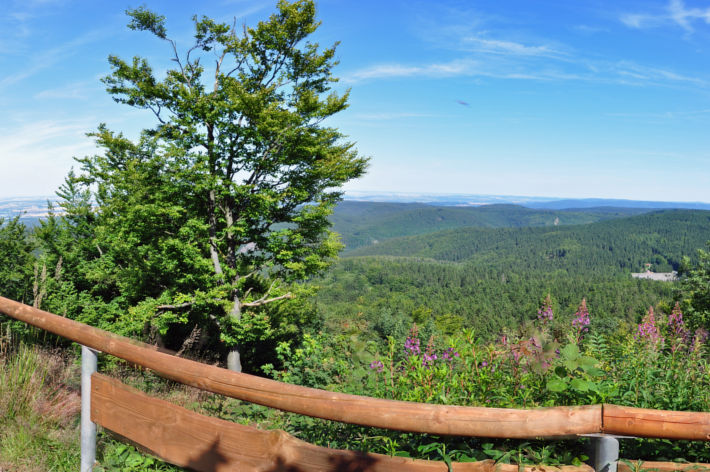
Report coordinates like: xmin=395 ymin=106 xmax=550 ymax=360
xmin=603 ymin=404 xmax=710 ymax=440
xmin=0 ymin=296 xmax=600 ymax=438
xmin=91 ymin=373 xmax=593 ymax=472
xmin=618 ymin=462 xmax=710 ymax=472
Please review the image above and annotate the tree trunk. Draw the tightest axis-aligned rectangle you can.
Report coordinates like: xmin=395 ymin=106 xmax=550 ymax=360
xmin=226 ymin=294 xmax=243 ymax=372
xmin=227 ymin=348 xmax=242 ymax=373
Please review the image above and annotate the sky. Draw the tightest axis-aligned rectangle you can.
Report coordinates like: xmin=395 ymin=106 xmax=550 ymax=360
xmin=1 ymin=0 xmax=710 ymax=202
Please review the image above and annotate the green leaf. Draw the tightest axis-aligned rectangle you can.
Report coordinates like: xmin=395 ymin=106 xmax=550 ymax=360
xmin=570 ymin=378 xmax=590 ymax=392
xmin=546 ymin=378 xmax=568 ymax=392
xmin=560 ymin=343 xmax=580 ymax=360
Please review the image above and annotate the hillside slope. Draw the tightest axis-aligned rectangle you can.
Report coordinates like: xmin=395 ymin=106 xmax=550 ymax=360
xmin=347 ymin=209 xmax=710 ymax=273
xmin=331 ymin=201 xmax=651 ymax=250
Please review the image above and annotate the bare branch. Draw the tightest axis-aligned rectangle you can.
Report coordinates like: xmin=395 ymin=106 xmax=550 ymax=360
xmin=156 ymin=301 xmax=194 ymax=310
xmin=241 ymin=292 xmax=293 ymax=308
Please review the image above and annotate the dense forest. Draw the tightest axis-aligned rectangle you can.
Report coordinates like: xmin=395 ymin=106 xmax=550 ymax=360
xmin=330 ymin=201 xmax=653 ymax=250
xmin=346 ymin=209 xmax=710 ymax=272
xmin=309 ymin=207 xmax=710 ymax=342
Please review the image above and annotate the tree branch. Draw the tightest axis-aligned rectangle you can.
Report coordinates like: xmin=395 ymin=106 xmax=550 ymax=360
xmin=241 ymin=292 xmax=293 ymax=308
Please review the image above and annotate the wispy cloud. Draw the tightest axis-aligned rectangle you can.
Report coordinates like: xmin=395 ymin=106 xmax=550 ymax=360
xmin=352 ymin=112 xmax=439 ymax=121
xmin=34 ymin=80 xmax=98 ymax=100
xmin=346 ymin=60 xmax=475 ymax=82
xmin=344 ymin=55 xmax=706 ymax=89
xmin=0 ymin=30 xmax=106 ymax=89
xmin=344 ymin=5 xmax=708 ymax=90
xmin=621 ymin=0 xmax=710 ymax=31
xmin=461 ymin=36 xmax=561 ymax=57
xmin=0 ymin=118 xmax=97 ymax=197
xmin=606 ymin=108 xmax=710 ymax=120
xmin=572 ymin=24 xmax=609 ymax=34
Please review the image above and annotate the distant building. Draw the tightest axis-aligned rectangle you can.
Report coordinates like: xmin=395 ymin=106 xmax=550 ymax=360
xmin=631 ymin=270 xmax=678 ymax=282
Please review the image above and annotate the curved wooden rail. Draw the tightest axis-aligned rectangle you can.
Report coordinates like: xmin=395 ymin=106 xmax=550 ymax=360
xmin=603 ymin=405 xmax=710 ymax=441
xmin=5 ymin=296 xmax=710 ymax=442
xmin=92 ymin=373 xmax=595 ymax=472
xmin=0 ymin=296 xmax=600 ymax=438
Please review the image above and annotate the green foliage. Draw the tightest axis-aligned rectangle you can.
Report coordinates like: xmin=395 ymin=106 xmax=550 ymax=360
xmin=96 ymin=440 xmax=178 ymax=471
xmin=678 ymin=243 xmax=710 ymax=331
xmin=259 ymin=300 xmax=710 ymax=462
xmin=348 ymin=210 xmax=710 ymax=272
xmin=0 ymin=216 xmax=34 ymax=303
xmin=316 ymin=256 xmax=675 ymax=341
xmin=0 ymin=338 xmax=81 ymax=471
xmin=37 ymin=0 xmax=367 ymax=371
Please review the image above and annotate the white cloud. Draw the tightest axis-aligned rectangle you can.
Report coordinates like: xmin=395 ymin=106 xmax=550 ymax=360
xmin=0 ymin=119 xmax=96 ymax=197
xmin=344 ymin=54 xmax=706 ymax=89
xmin=352 ymin=112 xmax=438 ymax=121
xmin=345 ymin=60 xmax=475 ymax=82
xmin=462 ymin=36 xmax=559 ymax=57
xmin=621 ymin=0 xmax=710 ymax=32
xmin=0 ymin=30 xmax=106 ymax=89
xmin=34 ymin=81 xmax=96 ymax=100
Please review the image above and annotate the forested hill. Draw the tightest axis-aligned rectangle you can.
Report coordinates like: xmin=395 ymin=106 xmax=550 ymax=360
xmin=331 ymin=201 xmax=652 ymax=251
xmin=346 ymin=209 xmax=710 ymax=273
xmin=316 ymin=210 xmax=709 ymax=339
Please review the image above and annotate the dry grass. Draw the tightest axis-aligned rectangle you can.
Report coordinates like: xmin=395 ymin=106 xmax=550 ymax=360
xmin=0 ymin=329 xmax=81 ymax=471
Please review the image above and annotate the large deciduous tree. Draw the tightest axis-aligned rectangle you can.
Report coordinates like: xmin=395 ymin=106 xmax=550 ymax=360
xmin=42 ymin=0 xmax=367 ymax=371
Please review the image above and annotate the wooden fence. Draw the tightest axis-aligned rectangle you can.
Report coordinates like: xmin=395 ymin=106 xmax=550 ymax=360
xmin=1 ymin=295 xmax=709 ymax=472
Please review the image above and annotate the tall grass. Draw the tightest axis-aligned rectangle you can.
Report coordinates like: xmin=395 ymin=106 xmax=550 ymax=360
xmin=0 ymin=325 xmax=81 ymax=471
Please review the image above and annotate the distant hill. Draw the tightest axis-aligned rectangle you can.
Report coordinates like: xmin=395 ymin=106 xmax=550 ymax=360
xmin=316 ymin=209 xmax=710 ymax=338
xmin=0 ymin=197 xmax=56 ymax=226
xmin=330 ymin=201 xmax=652 ymax=251
xmin=344 ymin=192 xmax=710 ymax=210
xmin=346 ymin=209 xmax=710 ymax=273
xmin=526 ymin=198 xmax=710 ymax=210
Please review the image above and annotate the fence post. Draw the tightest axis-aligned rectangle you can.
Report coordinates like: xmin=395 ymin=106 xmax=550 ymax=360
xmin=81 ymin=346 xmax=98 ymax=472
xmin=593 ymin=435 xmax=619 ymax=472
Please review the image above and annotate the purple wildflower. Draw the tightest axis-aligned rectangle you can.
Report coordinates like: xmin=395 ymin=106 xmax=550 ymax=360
xmin=668 ymin=302 xmax=687 ymax=336
xmin=369 ymin=360 xmax=384 ymax=373
xmin=537 ymin=294 xmax=554 ymax=324
xmin=442 ymin=347 xmax=459 ymax=361
xmin=572 ymin=298 xmax=591 ymax=335
xmin=422 ymin=336 xmax=438 ymax=367
xmin=636 ymin=306 xmax=663 ymax=345
xmin=404 ymin=337 xmax=421 ymax=355
xmin=422 ymin=352 xmax=437 ymax=367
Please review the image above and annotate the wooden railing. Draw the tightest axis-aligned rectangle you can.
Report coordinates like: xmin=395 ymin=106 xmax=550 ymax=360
xmin=1 ymin=295 xmax=709 ymax=472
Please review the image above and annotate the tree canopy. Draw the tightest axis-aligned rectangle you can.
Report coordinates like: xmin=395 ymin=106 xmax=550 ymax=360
xmin=39 ymin=0 xmax=367 ymax=371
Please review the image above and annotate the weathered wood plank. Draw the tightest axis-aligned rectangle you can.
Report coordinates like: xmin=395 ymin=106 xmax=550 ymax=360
xmin=0 ymin=296 xmax=601 ymax=438
xmin=91 ymin=373 xmax=593 ymax=472
xmin=603 ymin=404 xmax=710 ymax=440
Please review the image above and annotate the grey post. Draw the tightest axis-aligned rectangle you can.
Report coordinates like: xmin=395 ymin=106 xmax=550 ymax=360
xmin=81 ymin=346 xmax=98 ymax=472
xmin=593 ymin=435 xmax=619 ymax=472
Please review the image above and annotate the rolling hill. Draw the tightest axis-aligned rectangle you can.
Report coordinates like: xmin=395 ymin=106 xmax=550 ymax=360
xmin=330 ymin=201 xmax=652 ymax=251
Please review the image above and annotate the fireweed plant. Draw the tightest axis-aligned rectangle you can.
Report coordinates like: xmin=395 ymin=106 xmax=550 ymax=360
xmin=262 ymin=298 xmax=710 ymax=462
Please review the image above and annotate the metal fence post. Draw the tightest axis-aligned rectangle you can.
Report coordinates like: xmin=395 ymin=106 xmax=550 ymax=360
xmin=81 ymin=346 xmax=98 ymax=472
xmin=593 ymin=435 xmax=619 ymax=472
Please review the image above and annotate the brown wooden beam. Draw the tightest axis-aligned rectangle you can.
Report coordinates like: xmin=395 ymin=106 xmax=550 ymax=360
xmin=603 ymin=404 xmax=710 ymax=440
xmin=0 ymin=296 xmax=601 ymax=438
xmin=91 ymin=373 xmax=594 ymax=472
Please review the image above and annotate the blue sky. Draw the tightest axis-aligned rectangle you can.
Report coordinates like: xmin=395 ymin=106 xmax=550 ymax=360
xmin=2 ymin=0 xmax=710 ymax=202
